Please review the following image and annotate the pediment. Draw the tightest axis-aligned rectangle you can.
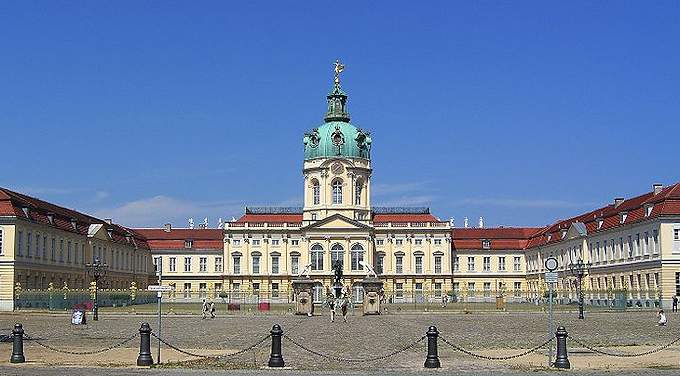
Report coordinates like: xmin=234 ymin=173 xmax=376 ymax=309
xmin=302 ymin=214 xmax=372 ymax=231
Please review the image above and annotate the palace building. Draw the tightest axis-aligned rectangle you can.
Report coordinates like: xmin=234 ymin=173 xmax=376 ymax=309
xmin=1 ymin=64 xmax=679 ymax=311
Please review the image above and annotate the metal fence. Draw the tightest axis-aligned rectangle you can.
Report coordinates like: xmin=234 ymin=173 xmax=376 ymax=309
xmin=14 ymin=289 xmax=157 ymax=310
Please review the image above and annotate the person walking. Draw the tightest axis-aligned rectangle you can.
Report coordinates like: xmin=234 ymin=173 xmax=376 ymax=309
xmin=658 ymin=309 xmax=667 ymax=326
xmin=209 ymin=299 xmax=216 ymax=319
xmin=672 ymin=296 xmax=678 ymax=313
xmin=201 ymin=298 xmax=208 ymax=320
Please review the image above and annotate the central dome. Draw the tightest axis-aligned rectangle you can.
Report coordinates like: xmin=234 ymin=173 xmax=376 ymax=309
xmin=303 ymin=79 xmax=371 ymax=161
xmin=303 ymin=121 xmax=371 ymax=160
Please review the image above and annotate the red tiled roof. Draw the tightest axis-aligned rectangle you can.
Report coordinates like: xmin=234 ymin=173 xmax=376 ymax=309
xmin=134 ymin=228 xmax=223 ymax=251
xmin=0 ymin=187 xmax=149 ymax=249
xmin=452 ymin=228 xmax=541 ymax=250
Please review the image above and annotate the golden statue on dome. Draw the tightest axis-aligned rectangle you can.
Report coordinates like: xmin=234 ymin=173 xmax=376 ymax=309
xmin=334 ymin=59 xmax=345 ymax=84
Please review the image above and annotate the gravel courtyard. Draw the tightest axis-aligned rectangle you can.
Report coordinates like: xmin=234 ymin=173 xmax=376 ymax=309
xmin=1 ymin=310 xmax=679 ymax=372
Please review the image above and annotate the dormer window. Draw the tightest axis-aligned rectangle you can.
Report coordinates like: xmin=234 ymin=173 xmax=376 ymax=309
xmin=47 ymin=213 xmax=54 ymax=225
xmin=597 ymin=218 xmax=603 ymax=230
xmin=71 ymin=219 xmax=78 ymax=230
xmin=645 ymin=205 xmax=653 ymax=217
xmin=547 ymin=234 xmax=552 ymax=242
xmin=561 ymin=230 xmax=567 ymax=239
xmin=620 ymin=212 xmax=628 ymax=224
xmin=185 ymin=240 xmax=193 ymax=248
xmin=106 ymin=228 xmax=113 ymax=239
xmin=21 ymin=207 xmax=30 ymax=217
xmin=482 ymin=239 xmax=491 ymax=249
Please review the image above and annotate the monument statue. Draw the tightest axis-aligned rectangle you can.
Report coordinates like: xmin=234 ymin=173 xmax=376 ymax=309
xmin=359 ymin=260 xmax=377 ymax=279
xmin=334 ymin=59 xmax=345 ymax=84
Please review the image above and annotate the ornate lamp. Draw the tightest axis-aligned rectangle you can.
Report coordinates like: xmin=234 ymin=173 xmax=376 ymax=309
xmin=86 ymin=257 xmax=108 ymax=321
xmin=568 ymin=259 xmax=591 ymax=319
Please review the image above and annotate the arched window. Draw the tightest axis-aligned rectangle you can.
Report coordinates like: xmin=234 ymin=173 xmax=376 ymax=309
xmin=332 ymin=179 xmax=343 ymax=204
xmin=351 ymin=243 xmax=364 ymax=271
xmin=355 ymin=179 xmax=363 ymax=205
xmin=312 ymin=179 xmax=320 ymax=205
xmin=310 ymin=244 xmax=324 ymax=271
xmin=331 ymin=243 xmax=344 ymax=267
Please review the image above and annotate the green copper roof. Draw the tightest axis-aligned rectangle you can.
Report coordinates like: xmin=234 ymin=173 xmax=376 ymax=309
xmin=303 ymin=81 xmax=371 ymax=160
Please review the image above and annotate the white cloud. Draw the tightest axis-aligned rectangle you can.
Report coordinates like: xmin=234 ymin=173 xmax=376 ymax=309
xmin=94 ymin=196 xmax=243 ymax=228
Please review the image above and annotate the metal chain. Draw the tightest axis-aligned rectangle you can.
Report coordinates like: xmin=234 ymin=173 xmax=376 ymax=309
xmin=439 ymin=335 xmax=554 ymax=361
xmin=569 ymin=335 xmax=680 ymax=358
xmin=23 ymin=333 xmax=138 ymax=355
xmin=283 ymin=334 xmax=425 ymax=363
xmin=151 ymin=332 xmax=271 ymax=359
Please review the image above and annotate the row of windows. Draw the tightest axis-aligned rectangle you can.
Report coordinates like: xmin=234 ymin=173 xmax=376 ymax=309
xmin=376 ymin=238 xmax=444 ymax=246
xmin=311 ymin=178 xmax=364 ymax=206
xmin=92 ymin=243 xmax=147 ymax=272
xmin=156 ymin=256 xmax=223 ymax=273
xmin=231 ymin=239 xmax=301 ymax=247
xmin=451 ymin=282 xmax=524 ymax=297
xmin=14 ymin=230 xmax=86 ymax=266
xmin=452 ymin=256 xmax=523 ymax=272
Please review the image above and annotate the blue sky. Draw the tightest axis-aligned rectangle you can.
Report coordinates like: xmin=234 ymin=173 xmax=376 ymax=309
xmin=1 ymin=2 xmax=678 ymax=228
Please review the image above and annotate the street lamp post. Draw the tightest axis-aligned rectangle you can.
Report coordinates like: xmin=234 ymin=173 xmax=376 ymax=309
xmin=86 ymin=257 xmax=108 ymax=321
xmin=568 ymin=259 xmax=590 ymax=320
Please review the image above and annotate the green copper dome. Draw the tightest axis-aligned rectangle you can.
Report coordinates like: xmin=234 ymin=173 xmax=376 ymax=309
xmin=303 ymin=81 xmax=371 ymax=160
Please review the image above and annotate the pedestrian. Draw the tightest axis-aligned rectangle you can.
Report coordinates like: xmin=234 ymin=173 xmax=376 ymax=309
xmin=201 ymin=298 xmax=208 ymax=320
xmin=441 ymin=294 xmax=448 ymax=308
xmin=672 ymin=296 xmax=678 ymax=313
xmin=209 ymin=299 xmax=216 ymax=319
xmin=657 ymin=309 xmax=667 ymax=326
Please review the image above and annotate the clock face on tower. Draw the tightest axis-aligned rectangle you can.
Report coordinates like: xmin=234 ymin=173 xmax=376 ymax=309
xmin=331 ymin=162 xmax=344 ymax=175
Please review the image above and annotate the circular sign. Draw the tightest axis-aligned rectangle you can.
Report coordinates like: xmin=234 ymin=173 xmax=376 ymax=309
xmin=544 ymin=257 xmax=558 ymax=272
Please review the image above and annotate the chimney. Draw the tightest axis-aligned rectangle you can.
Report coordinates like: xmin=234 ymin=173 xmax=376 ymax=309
xmin=614 ymin=197 xmax=624 ymax=208
xmin=164 ymin=223 xmax=172 ymax=232
xmin=104 ymin=218 xmax=112 ymax=225
xmin=653 ymin=184 xmax=663 ymax=195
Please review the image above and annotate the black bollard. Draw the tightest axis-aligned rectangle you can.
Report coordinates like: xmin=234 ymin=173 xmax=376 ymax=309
xmin=268 ymin=324 xmax=285 ymax=367
xmin=136 ymin=322 xmax=153 ymax=366
xmin=553 ymin=326 xmax=570 ymax=369
xmin=10 ymin=323 xmax=25 ymax=363
xmin=424 ymin=325 xmax=440 ymax=368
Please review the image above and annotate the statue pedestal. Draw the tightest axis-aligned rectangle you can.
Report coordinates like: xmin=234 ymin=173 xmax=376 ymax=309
xmin=292 ymin=278 xmax=316 ymax=316
xmin=360 ymin=277 xmax=384 ymax=315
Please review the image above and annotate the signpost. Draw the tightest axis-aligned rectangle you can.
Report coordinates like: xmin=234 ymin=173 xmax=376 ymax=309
xmin=544 ymin=257 xmax=558 ymax=367
xmin=149 ymin=264 xmax=172 ymax=364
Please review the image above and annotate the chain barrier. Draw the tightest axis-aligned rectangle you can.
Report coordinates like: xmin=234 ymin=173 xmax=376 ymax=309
xmin=569 ymin=335 xmax=680 ymax=358
xmin=151 ymin=332 xmax=271 ymax=359
xmin=439 ymin=335 xmax=554 ymax=361
xmin=283 ymin=334 xmax=425 ymax=363
xmin=23 ymin=333 xmax=138 ymax=355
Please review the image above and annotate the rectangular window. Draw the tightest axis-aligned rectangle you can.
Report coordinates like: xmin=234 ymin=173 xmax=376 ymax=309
xmin=291 ymin=239 xmax=300 ymax=246
xmin=434 ymin=256 xmax=442 ymax=274
xmin=17 ymin=231 xmax=23 ymax=256
xmin=51 ymin=238 xmax=56 ymax=260
xmin=67 ymin=241 xmax=72 ymax=263
xmin=233 ymin=256 xmax=241 ymax=274
xmin=468 ymin=282 xmax=475 ymax=297
xmin=628 ymin=235 xmax=634 ymax=257
xmin=414 ymin=239 xmax=423 ymax=245
xmin=483 ymin=282 xmax=491 ymax=297
xmin=467 ymin=256 xmax=475 ymax=271
xmin=376 ymin=239 xmax=384 ymax=246
xmin=215 ymin=257 xmax=223 ymax=272
xmin=252 ymin=256 xmax=260 ymax=274
xmin=395 ymin=283 xmax=404 ymax=298
xmin=26 ymin=232 xmax=32 ymax=257
xmin=183 ymin=283 xmax=191 ymax=299
xmin=433 ymin=282 xmax=442 ymax=298
xmin=653 ymin=230 xmax=659 ymax=254
xmin=453 ymin=256 xmax=459 ymax=272
xmin=74 ymin=242 xmax=79 ymax=264
xmin=514 ymin=282 xmax=522 ymax=296
xmin=169 ymin=257 xmax=177 ymax=272
xmin=675 ymin=229 xmax=680 ymax=241
xmin=35 ymin=234 xmax=41 ymax=258
xmin=376 ymin=254 xmax=384 ymax=274
xmin=396 ymin=255 xmax=403 ymax=274
xmin=233 ymin=239 xmax=241 ymax=246
xmin=635 ymin=234 xmax=640 ymax=256
xmin=184 ymin=257 xmax=191 ymax=272
xmin=271 ymin=239 xmax=279 ymax=246
xmin=291 ymin=255 xmax=299 ymax=275
xmin=483 ymin=256 xmax=491 ymax=272
xmin=272 ymin=256 xmax=280 ymax=274
xmin=272 ymin=283 xmax=279 ymax=298
xmin=252 ymin=239 xmax=261 ymax=246
xmin=498 ymin=256 xmax=506 ymax=271
xmin=199 ymin=257 xmax=207 ymax=272
xmin=644 ymin=231 xmax=649 ymax=255
xmin=153 ymin=256 xmax=161 ymax=273
xmin=395 ymin=239 xmax=403 ymax=246
xmin=184 ymin=240 xmax=193 ymax=248
xmin=43 ymin=237 xmax=47 ymax=260
xmin=59 ymin=240 xmax=64 ymax=262
xmin=310 ymin=250 xmax=323 ymax=271
xmin=434 ymin=239 xmax=442 ymax=245
xmin=514 ymin=256 xmax=521 ymax=271
xmin=415 ymin=255 xmax=423 ymax=274
xmin=199 ymin=283 xmax=207 ymax=298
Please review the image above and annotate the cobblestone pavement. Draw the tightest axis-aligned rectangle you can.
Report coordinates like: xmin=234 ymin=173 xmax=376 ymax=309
xmin=1 ymin=310 xmax=680 ymax=371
